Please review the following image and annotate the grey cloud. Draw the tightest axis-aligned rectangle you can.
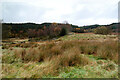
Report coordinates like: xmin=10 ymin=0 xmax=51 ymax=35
xmin=1 ymin=0 xmax=118 ymax=26
xmin=2 ymin=2 xmax=49 ymax=23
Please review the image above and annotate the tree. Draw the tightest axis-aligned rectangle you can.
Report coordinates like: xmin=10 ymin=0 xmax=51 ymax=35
xmin=63 ymin=21 xmax=69 ymax=24
xmin=28 ymin=29 xmax=36 ymax=38
xmin=60 ymin=28 xmax=67 ymax=36
xmin=2 ymin=25 xmax=12 ymax=39
xmin=94 ymin=26 xmax=111 ymax=35
xmin=37 ymin=29 xmax=44 ymax=37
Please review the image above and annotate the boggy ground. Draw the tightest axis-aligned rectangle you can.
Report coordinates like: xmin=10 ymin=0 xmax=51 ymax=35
xmin=1 ymin=33 xmax=119 ymax=78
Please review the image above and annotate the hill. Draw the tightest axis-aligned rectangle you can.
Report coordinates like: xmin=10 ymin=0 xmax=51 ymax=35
xmin=2 ymin=22 xmax=119 ymax=39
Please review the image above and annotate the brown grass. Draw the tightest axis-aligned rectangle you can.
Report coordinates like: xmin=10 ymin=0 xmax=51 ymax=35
xmin=2 ymin=42 xmax=39 ymax=49
xmin=2 ymin=39 xmax=118 ymax=78
xmin=12 ymin=39 xmax=118 ymax=64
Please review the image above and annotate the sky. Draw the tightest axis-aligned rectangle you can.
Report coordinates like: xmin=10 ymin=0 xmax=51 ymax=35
xmin=0 ymin=0 xmax=119 ymax=26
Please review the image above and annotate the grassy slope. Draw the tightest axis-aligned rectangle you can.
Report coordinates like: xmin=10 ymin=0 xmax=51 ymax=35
xmin=2 ymin=33 xmax=119 ymax=78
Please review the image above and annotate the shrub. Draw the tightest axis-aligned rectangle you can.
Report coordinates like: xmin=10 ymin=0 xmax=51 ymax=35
xmin=94 ymin=26 xmax=111 ymax=35
xmin=60 ymin=28 xmax=67 ymax=36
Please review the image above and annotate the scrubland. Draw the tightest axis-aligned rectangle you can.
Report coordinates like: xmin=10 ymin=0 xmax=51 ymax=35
xmin=1 ymin=33 xmax=119 ymax=78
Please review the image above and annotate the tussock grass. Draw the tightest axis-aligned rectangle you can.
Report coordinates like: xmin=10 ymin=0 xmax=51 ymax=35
xmin=2 ymin=42 xmax=38 ymax=49
xmin=55 ymin=60 xmax=118 ymax=78
xmin=2 ymin=34 xmax=118 ymax=78
xmin=53 ymin=47 xmax=90 ymax=67
xmin=3 ymin=39 xmax=118 ymax=64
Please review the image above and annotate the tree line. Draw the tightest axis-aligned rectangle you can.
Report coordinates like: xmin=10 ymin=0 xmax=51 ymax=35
xmin=2 ymin=22 xmax=119 ymax=39
xmin=2 ymin=23 xmax=72 ymax=39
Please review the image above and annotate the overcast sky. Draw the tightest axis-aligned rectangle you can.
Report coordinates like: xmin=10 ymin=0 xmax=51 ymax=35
xmin=1 ymin=0 xmax=119 ymax=26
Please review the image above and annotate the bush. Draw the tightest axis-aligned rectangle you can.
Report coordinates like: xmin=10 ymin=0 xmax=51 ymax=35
xmin=60 ymin=28 xmax=67 ymax=36
xmin=94 ymin=26 xmax=111 ymax=35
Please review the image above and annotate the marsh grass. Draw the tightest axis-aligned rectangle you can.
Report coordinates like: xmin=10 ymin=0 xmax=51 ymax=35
xmin=3 ymin=39 xmax=118 ymax=64
xmin=2 ymin=33 xmax=118 ymax=78
xmin=2 ymin=42 xmax=38 ymax=49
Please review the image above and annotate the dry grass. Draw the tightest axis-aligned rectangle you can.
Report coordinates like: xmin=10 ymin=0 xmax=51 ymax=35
xmin=9 ymin=39 xmax=118 ymax=64
xmin=2 ymin=42 xmax=39 ymax=49
xmin=2 ymin=37 xmax=118 ymax=78
xmin=56 ymin=47 xmax=90 ymax=67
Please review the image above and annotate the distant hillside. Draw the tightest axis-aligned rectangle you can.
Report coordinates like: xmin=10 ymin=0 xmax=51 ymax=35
xmin=2 ymin=22 xmax=119 ymax=39
xmin=2 ymin=22 xmax=119 ymax=30
xmin=82 ymin=23 xmax=118 ymax=30
xmin=2 ymin=22 xmax=79 ymax=32
xmin=2 ymin=22 xmax=75 ymax=39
